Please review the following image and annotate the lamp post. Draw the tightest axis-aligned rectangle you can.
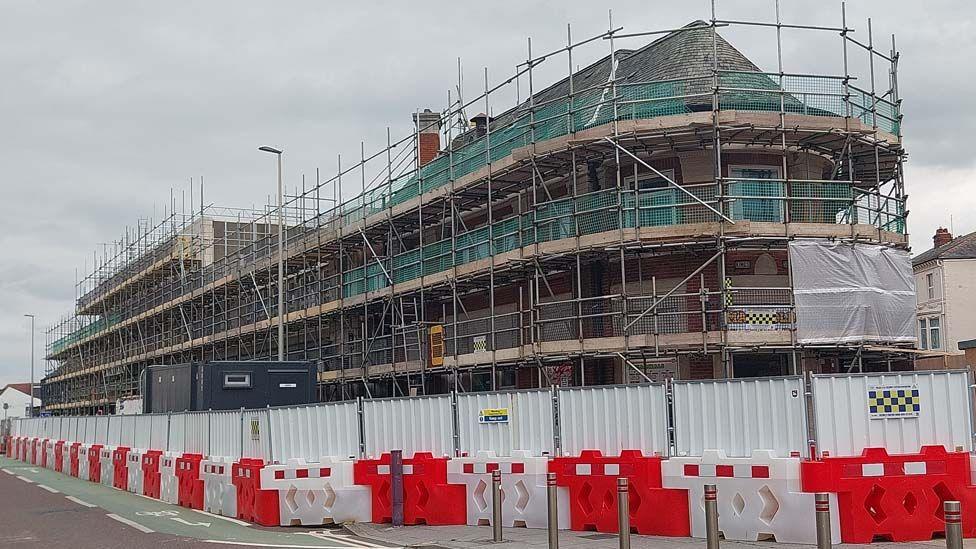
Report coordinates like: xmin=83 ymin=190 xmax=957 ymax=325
xmin=258 ymin=146 xmax=285 ymax=361
xmin=23 ymin=314 xmax=35 ymax=417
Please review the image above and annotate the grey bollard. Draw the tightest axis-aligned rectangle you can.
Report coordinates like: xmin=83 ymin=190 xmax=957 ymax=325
xmin=617 ymin=477 xmax=631 ymax=549
xmin=492 ymin=469 xmax=503 ymax=542
xmin=705 ymin=484 xmax=720 ymax=549
xmin=945 ymin=500 xmax=962 ymax=549
xmin=390 ymin=450 xmax=404 ymax=527
xmin=547 ymin=472 xmax=559 ymax=549
xmin=815 ymin=493 xmax=831 ymax=549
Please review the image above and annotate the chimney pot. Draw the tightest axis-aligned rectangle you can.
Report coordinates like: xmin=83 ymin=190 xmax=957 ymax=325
xmin=413 ymin=109 xmax=442 ymax=167
xmin=934 ymin=227 xmax=953 ymax=248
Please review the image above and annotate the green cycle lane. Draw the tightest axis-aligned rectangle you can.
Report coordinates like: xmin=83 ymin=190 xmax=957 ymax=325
xmin=0 ymin=456 xmax=397 ymax=549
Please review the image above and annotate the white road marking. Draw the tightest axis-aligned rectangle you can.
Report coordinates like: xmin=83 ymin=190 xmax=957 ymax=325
xmin=65 ymin=496 xmax=97 ymax=508
xmin=170 ymin=517 xmax=211 ymax=527
xmin=106 ymin=513 xmax=155 ymax=534
xmin=38 ymin=484 xmax=59 ymax=493
xmin=2 ymin=468 xmax=14 ymax=474
xmin=17 ymin=475 xmax=34 ymax=483
xmin=194 ymin=509 xmax=251 ymax=527
xmin=202 ymin=541 xmax=365 ymax=548
xmin=302 ymin=530 xmax=391 ymax=548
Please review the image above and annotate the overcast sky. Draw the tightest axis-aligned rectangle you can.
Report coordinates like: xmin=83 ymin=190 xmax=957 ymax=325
xmin=0 ymin=0 xmax=973 ymax=389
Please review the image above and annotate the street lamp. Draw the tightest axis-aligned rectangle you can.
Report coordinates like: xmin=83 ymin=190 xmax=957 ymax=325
xmin=258 ymin=146 xmax=285 ymax=362
xmin=23 ymin=314 xmax=34 ymax=417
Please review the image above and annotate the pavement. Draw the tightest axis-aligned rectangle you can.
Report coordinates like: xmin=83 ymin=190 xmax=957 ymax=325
xmin=0 ymin=456 xmax=398 ymax=548
xmin=2 ymin=454 xmax=972 ymax=549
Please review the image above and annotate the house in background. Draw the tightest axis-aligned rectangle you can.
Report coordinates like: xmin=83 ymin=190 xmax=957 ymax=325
xmin=913 ymin=228 xmax=976 ymax=369
xmin=0 ymin=383 xmax=41 ymax=419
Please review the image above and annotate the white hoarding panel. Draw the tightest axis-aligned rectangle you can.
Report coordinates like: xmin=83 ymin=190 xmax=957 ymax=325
xmin=148 ymin=415 xmax=169 ymax=450
xmin=269 ymin=402 xmax=359 ymax=463
xmin=241 ymin=409 xmax=271 ymax=461
xmin=208 ymin=410 xmax=242 ymax=458
xmin=813 ymin=371 xmax=972 ymax=456
xmin=456 ymin=389 xmax=554 ymax=457
xmin=107 ymin=415 xmax=123 ymax=446
xmin=673 ymin=376 xmax=807 ymax=458
xmin=168 ymin=413 xmax=187 ymax=454
xmin=363 ymin=395 xmax=453 ymax=458
xmin=558 ymin=384 xmax=669 ymax=457
xmin=183 ymin=412 xmax=209 ymax=455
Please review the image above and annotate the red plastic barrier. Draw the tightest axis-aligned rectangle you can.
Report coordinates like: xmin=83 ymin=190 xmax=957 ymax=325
xmin=353 ymin=452 xmax=466 ymax=525
xmin=549 ymin=449 xmax=690 ymax=536
xmin=69 ymin=443 xmax=82 ymax=477
xmin=176 ymin=454 xmax=205 ymax=510
xmin=232 ymin=458 xmax=280 ymax=526
xmin=20 ymin=437 xmax=29 ymax=462
xmin=801 ymin=446 xmax=976 ymax=543
xmin=142 ymin=450 xmax=163 ymax=498
xmin=54 ymin=441 xmax=66 ymax=473
xmin=88 ymin=445 xmax=103 ymax=483
xmin=30 ymin=438 xmax=40 ymax=465
xmin=112 ymin=447 xmax=130 ymax=490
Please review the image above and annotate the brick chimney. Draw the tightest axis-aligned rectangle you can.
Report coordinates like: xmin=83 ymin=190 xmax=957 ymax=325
xmin=934 ymin=227 xmax=953 ymax=248
xmin=413 ymin=109 xmax=442 ymax=167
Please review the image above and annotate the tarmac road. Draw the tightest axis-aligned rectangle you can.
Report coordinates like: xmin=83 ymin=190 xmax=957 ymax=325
xmin=0 ymin=456 xmax=398 ymax=549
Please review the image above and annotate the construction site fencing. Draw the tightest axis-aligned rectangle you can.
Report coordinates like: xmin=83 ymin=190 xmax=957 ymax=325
xmin=672 ymin=376 xmax=808 ymax=458
xmin=13 ymin=371 xmax=973 ymax=464
xmin=811 ymin=370 xmax=974 ymax=457
xmin=455 ymin=388 xmax=555 ymax=457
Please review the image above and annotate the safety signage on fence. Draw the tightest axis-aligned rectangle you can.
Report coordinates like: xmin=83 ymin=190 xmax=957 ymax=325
xmin=478 ymin=408 xmax=509 ymax=424
xmin=867 ymin=385 xmax=920 ymax=419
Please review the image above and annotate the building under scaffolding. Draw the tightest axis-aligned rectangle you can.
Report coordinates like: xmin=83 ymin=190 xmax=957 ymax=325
xmin=42 ymin=6 xmax=912 ymax=414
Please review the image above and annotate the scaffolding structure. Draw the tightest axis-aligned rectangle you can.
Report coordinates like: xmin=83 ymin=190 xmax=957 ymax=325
xmin=43 ymin=2 xmax=910 ymax=414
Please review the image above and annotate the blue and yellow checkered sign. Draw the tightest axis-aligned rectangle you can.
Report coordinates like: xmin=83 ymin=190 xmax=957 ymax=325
xmin=868 ymin=386 xmax=920 ymax=419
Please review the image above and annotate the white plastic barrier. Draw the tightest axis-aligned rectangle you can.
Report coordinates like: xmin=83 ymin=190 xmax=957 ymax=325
xmin=99 ymin=446 xmax=115 ymax=488
xmin=159 ymin=453 xmax=179 ymax=504
xmin=260 ymin=457 xmax=371 ymax=526
xmin=61 ymin=443 xmax=72 ymax=473
xmin=126 ymin=449 xmax=145 ymax=494
xmin=201 ymin=457 xmax=237 ymax=517
xmin=44 ymin=439 xmax=56 ymax=469
xmin=662 ymin=449 xmax=841 ymax=544
xmin=448 ymin=450 xmax=570 ymax=529
xmin=77 ymin=443 xmax=90 ymax=481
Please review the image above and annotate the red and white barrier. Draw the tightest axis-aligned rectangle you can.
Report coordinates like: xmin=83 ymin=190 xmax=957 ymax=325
xmin=663 ymin=449 xmax=841 ymax=544
xmin=159 ymin=453 xmax=180 ymax=504
xmin=98 ymin=446 xmax=115 ymax=488
xmin=202 ymin=457 xmax=237 ymax=517
xmin=262 ymin=457 xmax=371 ymax=526
xmin=448 ymin=450 xmax=570 ymax=529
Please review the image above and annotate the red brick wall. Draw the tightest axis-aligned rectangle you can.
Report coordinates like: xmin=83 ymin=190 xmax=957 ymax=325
xmin=418 ymin=133 xmax=440 ymax=166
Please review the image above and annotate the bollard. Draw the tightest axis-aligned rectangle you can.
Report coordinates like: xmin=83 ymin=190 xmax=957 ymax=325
xmin=617 ymin=477 xmax=631 ymax=549
xmin=945 ymin=500 xmax=962 ymax=549
xmin=705 ymin=484 xmax=720 ymax=549
xmin=390 ymin=450 xmax=404 ymax=527
xmin=492 ymin=469 xmax=503 ymax=542
xmin=815 ymin=493 xmax=832 ymax=549
xmin=547 ymin=472 xmax=559 ymax=549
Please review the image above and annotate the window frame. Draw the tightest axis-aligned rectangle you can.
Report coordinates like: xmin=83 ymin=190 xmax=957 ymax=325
xmin=223 ymin=372 xmax=252 ymax=389
xmin=624 ymin=168 xmax=675 ymax=191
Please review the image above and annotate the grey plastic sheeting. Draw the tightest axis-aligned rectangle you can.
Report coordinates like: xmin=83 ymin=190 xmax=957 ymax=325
xmin=789 ymin=239 xmax=916 ymax=345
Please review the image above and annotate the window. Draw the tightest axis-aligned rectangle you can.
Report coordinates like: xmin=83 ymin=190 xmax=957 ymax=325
xmin=929 ymin=317 xmax=942 ymax=350
xmin=223 ymin=373 xmax=252 ymax=389
xmin=926 ymin=273 xmax=935 ymax=300
xmin=728 ymin=166 xmax=784 ymax=222
xmin=625 ymin=169 xmax=674 ymax=191
xmin=918 ymin=317 xmax=942 ymax=350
